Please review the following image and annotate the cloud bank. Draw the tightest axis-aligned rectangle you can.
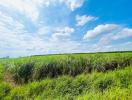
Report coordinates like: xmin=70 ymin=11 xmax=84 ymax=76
xmin=0 ymin=0 xmax=132 ymax=57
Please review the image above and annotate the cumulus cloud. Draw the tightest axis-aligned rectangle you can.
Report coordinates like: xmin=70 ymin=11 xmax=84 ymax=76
xmin=60 ymin=0 xmax=84 ymax=11
xmin=0 ymin=11 xmax=76 ymax=57
xmin=0 ymin=0 xmax=40 ymax=22
xmin=0 ymin=0 xmax=84 ymax=57
xmin=0 ymin=0 xmax=84 ymax=23
xmin=84 ymin=23 xmax=132 ymax=40
xmin=0 ymin=12 xmax=25 ymax=42
xmin=76 ymin=15 xmax=97 ymax=26
xmin=0 ymin=11 xmax=46 ymax=56
xmin=0 ymin=0 xmax=132 ymax=57
xmin=37 ymin=26 xmax=51 ymax=35
xmin=83 ymin=23 xmax=132 ymax=51
xmin=97 ymin=27 xmax=132 ymax=51
xmin=83 ymin=24 xmax=119 ymax=39
xmin=112 ymin=28 xmax=132 ymax=40
xmin=51 ymin=27 xmax=75 ymax=41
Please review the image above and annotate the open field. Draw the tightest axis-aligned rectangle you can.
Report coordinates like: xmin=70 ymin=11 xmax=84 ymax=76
xmin=0 ymin=52 xmax=132 ymax=100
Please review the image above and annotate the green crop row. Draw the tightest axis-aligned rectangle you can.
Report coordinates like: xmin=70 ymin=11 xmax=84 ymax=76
xmin=0 ymin=66 xmax=131 ymax=100
xmin=1 ymin=52 xmax=131 ymax=84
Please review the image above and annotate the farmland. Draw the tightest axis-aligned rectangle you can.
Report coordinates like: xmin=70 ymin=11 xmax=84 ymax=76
xmin=0 ymin=52 xmax=132 ymax=100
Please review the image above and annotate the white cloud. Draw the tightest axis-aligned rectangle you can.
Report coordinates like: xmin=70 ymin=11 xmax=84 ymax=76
xmin=0 ymin=12 xmax=25 ymax=41
xmin=37 ymin=26 xmax=51 ymax=35
xmin=0 ymin=11 xmax=46 ymax=56
xmin=112 ymin=28 xmax=132 ymax=40
xmin=84 ymin=23 xmax=132 ymax=40
xmin=0 ymin=0 xmax=85 ymax=24
xmin=0 ymin=12 xmax=77 ymax=57
xmin=94 ymin=27 xmax=132 ymax=51
xmin=0 ymin=0 xmax=132 ymax=57
xmin=0 ymin=0 xmax=81 ymax=57
xmin=0 ymin=0 xmax=85 ymax=23
xmin=60 ymin=0 xmax=84 ymax=11
xmin=83 ymin=23 xmax=132 ymax=51
xmin=0 ymin=0 xmax=40 ymax=22
xmin=51 ymin=26 xmax=75 ymax=41
xmin=76 ymin=15 xmax=97 ymax=26
xmin=83 ymin=24 xmax=119 ymax=39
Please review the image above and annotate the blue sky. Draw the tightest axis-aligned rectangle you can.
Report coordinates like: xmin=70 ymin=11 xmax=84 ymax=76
xmin=0 ymin=0 xmax=132 ymax=57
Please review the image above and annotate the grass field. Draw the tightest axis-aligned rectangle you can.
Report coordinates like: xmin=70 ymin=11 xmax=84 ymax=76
xmin=0 ymin=52 xmax=132 ymax=100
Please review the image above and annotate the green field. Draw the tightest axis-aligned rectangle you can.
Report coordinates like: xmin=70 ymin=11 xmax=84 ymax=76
xmin=0 ymin=52 xmax=132 ymax=100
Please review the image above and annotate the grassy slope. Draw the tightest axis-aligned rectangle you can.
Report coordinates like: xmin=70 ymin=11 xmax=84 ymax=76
xmin=0 ymin=52 xmax=132 ymax=100
xmin=0 ymin=66 xmax=132 ymax=100
xmin=1 ymin=52 xmax=132 ymax=82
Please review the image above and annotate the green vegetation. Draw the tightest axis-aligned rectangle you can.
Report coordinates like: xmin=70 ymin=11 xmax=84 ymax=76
xmin=0 ymin=52 xmax=132 ymax=100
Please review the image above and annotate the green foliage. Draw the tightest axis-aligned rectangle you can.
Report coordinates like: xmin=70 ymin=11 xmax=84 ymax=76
xmin=1 ymin=66 xmax=131 ymax=100
xmin=0 ymin=82 xmax=11 ymax=99
xmin=0 ymin=64 xmax=4 ymax=81
xmin=10 ymin=62 xmax=35 ymax=84
xmin=1 ymin=52 xmax=131 ymax=84
xmin=77 ymin=87 xmax=132 ymax=100
xmin=0 ymin=52 xmax=132 ymax=99
xmin=6 ymin=86 xmax=29 ymax=100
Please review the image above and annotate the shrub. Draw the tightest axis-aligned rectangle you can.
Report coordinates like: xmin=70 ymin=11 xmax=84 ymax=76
xmin=12 ymin=62 xmax=35 ymax=84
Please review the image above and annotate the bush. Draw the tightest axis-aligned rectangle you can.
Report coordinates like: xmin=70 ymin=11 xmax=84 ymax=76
xmin=12 ymin=62 xmax=35 ymax=84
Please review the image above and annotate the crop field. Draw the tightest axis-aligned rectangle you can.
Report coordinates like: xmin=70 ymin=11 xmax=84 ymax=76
xmin=0 ymin=52 xmax=132 ymax=100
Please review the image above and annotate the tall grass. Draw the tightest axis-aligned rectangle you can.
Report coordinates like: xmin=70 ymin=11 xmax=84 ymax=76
xmin=0 ymin=52 xmax=132 ymax=99
xmin=1 ymin=52 xmax=131 ymax=84
xmin=1 ymin=66 xmax=132 ymax=100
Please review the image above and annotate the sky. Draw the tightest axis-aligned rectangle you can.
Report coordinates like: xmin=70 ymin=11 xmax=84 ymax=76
xmin=0 ymin=0 xmax=132 ymax=57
